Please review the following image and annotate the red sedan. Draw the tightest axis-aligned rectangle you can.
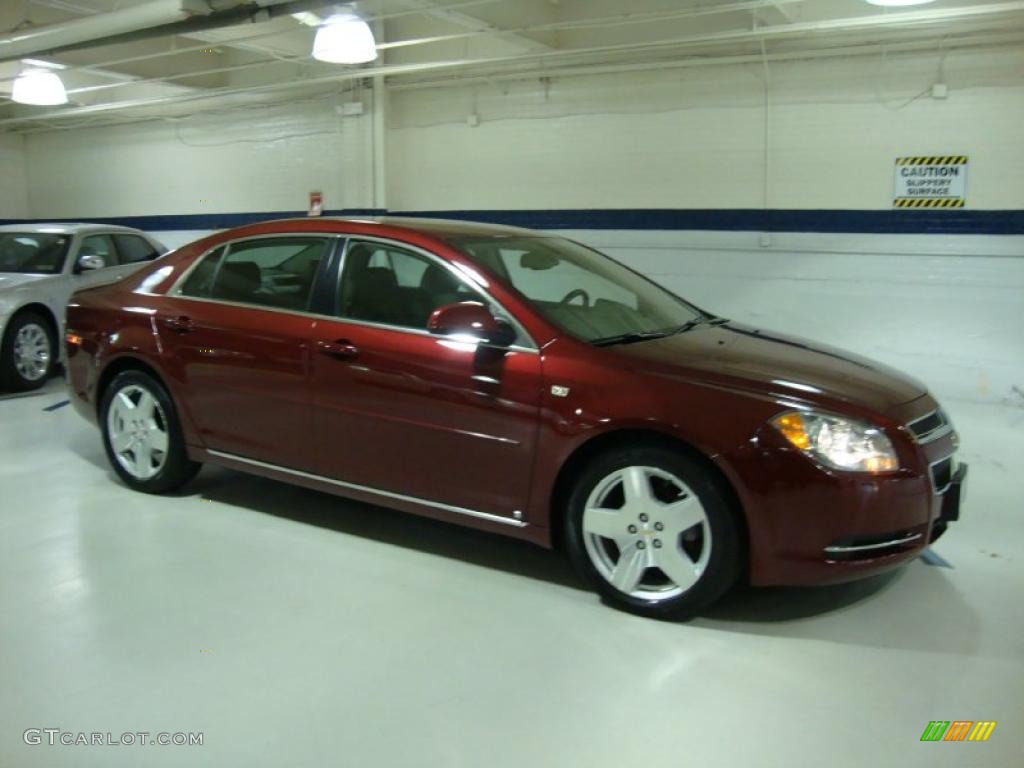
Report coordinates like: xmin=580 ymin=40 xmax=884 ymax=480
xmin=65 ymin=217 xmax=965 ymax=619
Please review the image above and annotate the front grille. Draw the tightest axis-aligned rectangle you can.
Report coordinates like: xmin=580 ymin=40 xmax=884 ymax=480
xmin=930 ymin=456 xmax=954 ymax=494
xmin=908 ymin=408 xmax=952 ymax=443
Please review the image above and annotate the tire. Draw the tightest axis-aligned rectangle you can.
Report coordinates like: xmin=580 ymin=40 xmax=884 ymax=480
xmin=0 ymin=311 xmax=55 ymax=391
xmin=100 ymin=369 xmax=200 ymax=493
xmin=563 ymin=445 xmax=741 ymax=620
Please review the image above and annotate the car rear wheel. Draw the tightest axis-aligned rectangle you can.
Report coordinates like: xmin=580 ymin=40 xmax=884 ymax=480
xmin=101 ymin=370 xmax=200 ymax=493
xmin=564 ymin=445 xmax=741 ymax=620
xmin=0 ymin=312 xmax=55 ymax=391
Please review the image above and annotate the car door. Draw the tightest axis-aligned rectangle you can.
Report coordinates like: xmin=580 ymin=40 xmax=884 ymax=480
xmin=44 ymin=233 xmax=132 ymax=328
xmin=60 ymin=233 xmax=138 ymax=306
xmin=155 ymin=235 xmax=339 ymax=468
xmin=308 ymin=238 xmax=543 ymax=522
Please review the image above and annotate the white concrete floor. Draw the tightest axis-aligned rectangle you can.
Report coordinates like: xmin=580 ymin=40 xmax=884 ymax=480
xmin=1 ymin=379 xmax=1022 ymax=768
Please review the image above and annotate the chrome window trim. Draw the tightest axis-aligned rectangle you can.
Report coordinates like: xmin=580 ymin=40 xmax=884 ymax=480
xmin=824 ymin=532 xmax=922 ymax=555
xmin=165 ymin=231 xmax=539 ymax=354
xmin=907 ymin=409 xmax=953 ymax=445
xmin=207 ymin=449 xmax=528 ymax=528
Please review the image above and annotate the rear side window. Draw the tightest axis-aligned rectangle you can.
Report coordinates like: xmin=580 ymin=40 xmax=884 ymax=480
xmin=180 ymin=238 xmax=330 ymax=312
xmin=114 ymin=235 xmax=159 ymax=264
xmin=179 ymin=246 xmax=225 ymax=297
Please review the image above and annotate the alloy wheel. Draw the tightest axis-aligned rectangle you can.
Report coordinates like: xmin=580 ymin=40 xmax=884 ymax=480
xmin=582 ymin=465 xmax=712 ymax=601
xmin=13 ymin=323 xmax=51 ymax=382
xmin=106 ymin=384 xmax=170 ymax=480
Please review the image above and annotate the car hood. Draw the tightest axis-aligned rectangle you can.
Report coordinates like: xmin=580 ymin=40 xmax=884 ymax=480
xmin=0 ymin=273 xmax=51 ymax=292
xmin=613 ymin=322 xmax=927 ymax=415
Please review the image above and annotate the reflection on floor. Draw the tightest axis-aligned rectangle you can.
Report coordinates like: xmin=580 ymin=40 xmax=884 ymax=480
xmin=1 ymin=380 xmax=1022 ymax=767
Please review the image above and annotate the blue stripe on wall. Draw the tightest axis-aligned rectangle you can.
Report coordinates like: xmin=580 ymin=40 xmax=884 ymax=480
xmin=2 ymin=209 xmax=1023 ymax=235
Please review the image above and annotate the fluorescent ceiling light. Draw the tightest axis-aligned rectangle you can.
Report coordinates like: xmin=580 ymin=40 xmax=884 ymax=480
xmin=11 ymin=69 xmax=68 ymax=106
xmin=21 ymin=58 xmax=67 ymax=70
xmin=864 ymin=0 xmax=936 ymax=6
xmin=312 ymin=13 xmax=378 ymax=64
xmin=291 ymin=11 xmax=322 ymax=27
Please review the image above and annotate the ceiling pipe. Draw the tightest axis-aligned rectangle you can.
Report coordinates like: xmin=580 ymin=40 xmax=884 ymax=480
xmin=0 ymin=1 xmax=212 ymax=63
xmin=0 ymin=0 xmax=504 ymax=87
xmin=387 ymin=31 xmax=1024 ymax=91
xmin=50 ymin=21 xmax=1021 ymax=100
xmin=0 ymin=0 xmax=323 ymax=65
xmin=57 ymin=28 xmax=1024 ymax=101
xmin=9 ymin=32 xmax=1024 ymax=133
xmin=377 ymin=0 xmax=810 ymax=51
xmin=18 ymin=0 xmax=1024 ymax=100
xmin=2 ymin=0 xmax=1023 ymax=127
xmin=19 ymin=30 xmax=1024 ymax=134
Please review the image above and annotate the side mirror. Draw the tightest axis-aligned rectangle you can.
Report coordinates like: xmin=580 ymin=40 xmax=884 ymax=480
xmin=427 ymin=302 xmax=516 ymax=347
xmin=76 ymin=253 xmax=106 ymax=272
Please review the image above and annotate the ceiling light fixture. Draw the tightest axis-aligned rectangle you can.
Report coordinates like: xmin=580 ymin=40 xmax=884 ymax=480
xmin=312 ymin=12 xmax=378 ymax=64
xmin=20 ymin=58 xmax=67 ymax=70
xmin=864 ymin=0 xmax=937 ymax=6
xmin=11 ymin=68 xmax=68 ymax=106
xmin=291 ymin=11 xmax=322 ymax=27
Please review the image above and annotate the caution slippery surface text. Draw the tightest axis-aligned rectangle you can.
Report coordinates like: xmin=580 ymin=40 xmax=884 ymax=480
xmin=894 ymin=156 xmax=968 ymax=209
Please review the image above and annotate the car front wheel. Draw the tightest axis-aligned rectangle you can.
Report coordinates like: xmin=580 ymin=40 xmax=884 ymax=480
xmin=101 ymin=369 xmax=200 ymax=493
xmin=564 ymin=445 xmax=741 ymax=620
xmin=0 ymin=312 xmax=55 ymax=391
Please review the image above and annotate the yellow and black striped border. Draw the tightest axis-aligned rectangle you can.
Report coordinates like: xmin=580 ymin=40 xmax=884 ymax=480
xmin=894 ymin=198 xmax=965 ymax=208
xmin=896 ymin=156 xmax=968 ymax=166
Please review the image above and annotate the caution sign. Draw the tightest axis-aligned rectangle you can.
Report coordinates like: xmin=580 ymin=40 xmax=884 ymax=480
xmin=894 ymin=156 xmax=967 ymax=208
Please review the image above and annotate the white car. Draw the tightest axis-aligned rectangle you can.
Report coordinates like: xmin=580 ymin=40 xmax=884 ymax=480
xmin=0 ymin=223 xmax=167 ymax=391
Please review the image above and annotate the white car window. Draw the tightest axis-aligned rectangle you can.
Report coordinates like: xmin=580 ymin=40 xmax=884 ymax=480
xmin=80 ymin=235 xmax=119 ymax=268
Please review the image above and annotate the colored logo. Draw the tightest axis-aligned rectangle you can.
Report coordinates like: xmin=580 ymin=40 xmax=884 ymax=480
xmin=921 ymin=721 xmax=996 ymax=742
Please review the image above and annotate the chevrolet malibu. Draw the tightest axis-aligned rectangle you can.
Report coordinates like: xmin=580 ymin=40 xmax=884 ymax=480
xmin=65 ymin=218 xmax=965 ymax=619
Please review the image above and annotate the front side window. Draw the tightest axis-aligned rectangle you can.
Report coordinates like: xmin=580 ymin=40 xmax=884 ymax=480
xmin=80 ymin=235 xmax=118 ymax=267
xmin=337 ymin=240 xmax=482 ymax=329
xmin=0 ymin=233 xmax=71 ymax=274
xmin=454 ymin=237 xmax=703 ymax=344
xmin=180 ymin=237 xmax=329 ymax=312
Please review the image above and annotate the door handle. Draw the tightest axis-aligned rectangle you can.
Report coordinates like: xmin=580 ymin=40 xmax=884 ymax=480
xmin=316 ymin=339 xmax=359 ymax=360
xmin=164 ymin=315 xmax=194 ymax=334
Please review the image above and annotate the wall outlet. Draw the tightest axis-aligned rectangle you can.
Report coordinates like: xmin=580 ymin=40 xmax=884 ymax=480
xmin=759 ymin=233 xmax=772 ymax=248
xmin=341 ymin=101 xmax=364 ymax=116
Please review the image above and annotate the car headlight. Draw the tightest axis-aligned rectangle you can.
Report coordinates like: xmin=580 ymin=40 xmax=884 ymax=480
xmin=770 ymin=410 xmax=898 ymax=473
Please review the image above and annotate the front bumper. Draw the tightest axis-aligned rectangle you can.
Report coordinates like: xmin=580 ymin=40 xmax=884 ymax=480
xmin=731 ymin=400 xmax=964 ymax=587
xmin=929 ymin=461 xmax=967 ymax=544
xmin=821 ymin=460 xmax=966 ymax=559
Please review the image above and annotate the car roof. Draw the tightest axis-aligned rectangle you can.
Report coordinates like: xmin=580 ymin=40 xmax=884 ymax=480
xmin=250 ymin=216 xmax=541 ymax=240
xmin=0 ymin=222 xmax=148 ymax=235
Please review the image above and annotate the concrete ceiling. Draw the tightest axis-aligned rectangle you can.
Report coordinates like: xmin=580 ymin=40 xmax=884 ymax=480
xmin=1 ymin=0 xmax=1023 ymax=129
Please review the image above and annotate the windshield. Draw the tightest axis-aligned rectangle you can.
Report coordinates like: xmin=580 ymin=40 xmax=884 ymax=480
xmin=452 ymin=236 xmax=704 ymax=343
xmin=0 ymin=232 xmax=71 ymax=275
